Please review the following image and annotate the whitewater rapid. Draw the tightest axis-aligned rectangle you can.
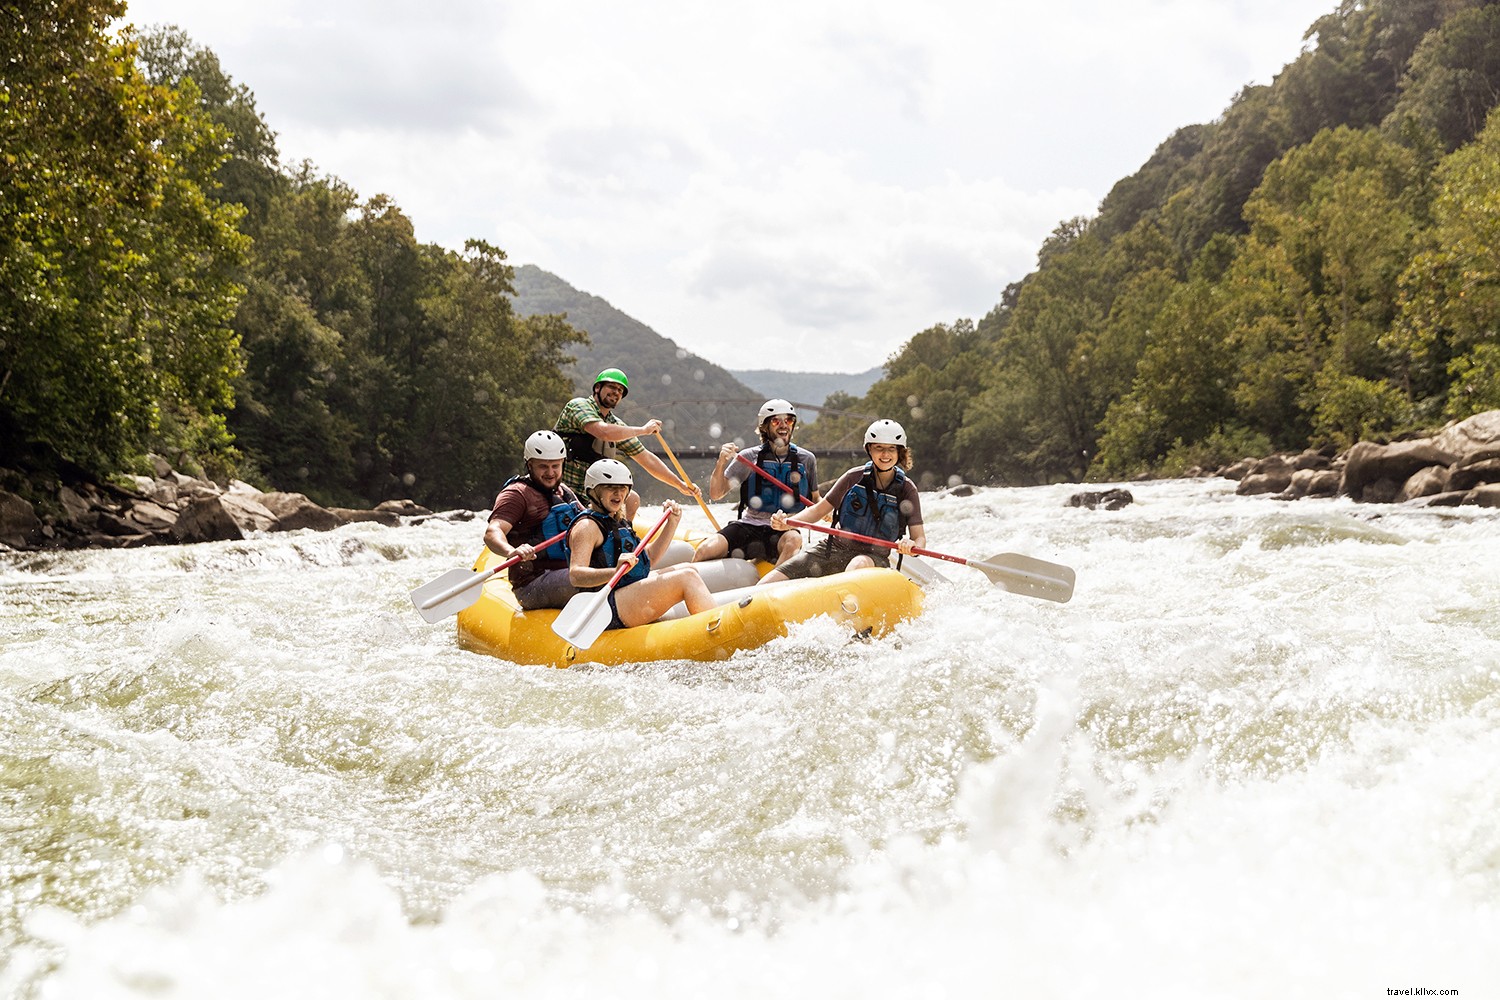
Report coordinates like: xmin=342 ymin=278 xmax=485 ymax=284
xmin=2 ymin=478 xmax=1496 ymax=998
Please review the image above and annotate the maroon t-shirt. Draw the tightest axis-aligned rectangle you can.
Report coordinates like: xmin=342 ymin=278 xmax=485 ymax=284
xmin=488 ymin=479 xmax=579 ymax=587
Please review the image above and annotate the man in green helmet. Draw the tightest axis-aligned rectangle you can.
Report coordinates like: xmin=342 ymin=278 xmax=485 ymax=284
xmin=554 ymin=367 xmax=700 ymax=522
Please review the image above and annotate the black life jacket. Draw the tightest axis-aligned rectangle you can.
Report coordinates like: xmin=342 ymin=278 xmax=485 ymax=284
xmin=560 ymin=429 xmax=618 ymax=466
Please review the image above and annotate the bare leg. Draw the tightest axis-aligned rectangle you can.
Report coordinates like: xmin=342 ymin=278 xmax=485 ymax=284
xmin=847 ymin=554 xmax=876 ymax=571
xmin=773 ymin=530 xmax=803 ymax=567
xmin=691 ymin=533 xmax=729 ymax=562
xmin=614 ymin=566 xmax=716 ymax=626
xmin=626 ymin=489 xmax=641 ymax=524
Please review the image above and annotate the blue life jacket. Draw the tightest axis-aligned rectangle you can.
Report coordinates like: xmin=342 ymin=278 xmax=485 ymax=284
xmin=833 ymin=462 xmax=907 ymax=542
xmin=571 ymin=508 xmax=650 ymax=588
xmin=738 ymin=444 xmax=809 ymax=517
xmin=502 ymin=476 xmax=581 ymax=566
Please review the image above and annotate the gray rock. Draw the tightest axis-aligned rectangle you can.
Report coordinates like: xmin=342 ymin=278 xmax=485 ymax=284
xmin=1447 ymin=456 xmax=1500 ymax=492
xmin=1341 ymin=440 xmax=1459 ymax=501
xmin=328 ymin=507 xmax=401 ymax=527
xmin=0 ymin=490 xmax=43 ymax=549
xmin=375 ymin=498 xmax=433 ymax=517
xmin=1398 ymin=465 xmax=1450 ymax=502
xmin=171 ymin=493 xmax=278 ymax=543
xmin=260 ymin=492 xmax=344 ymax=532
xmin=1462 ymin=483 xmax=1500 ymax=508
xmin=1067 ymin=488 xmax=1133 ymax=510
xmin=125 ymin=500 xmax=179 ymax=533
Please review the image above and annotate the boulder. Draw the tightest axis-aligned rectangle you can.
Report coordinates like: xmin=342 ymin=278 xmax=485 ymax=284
xmin=1066 ymin=488 xmax=1133 ymax=510
xmin=1276 ymin=468 xmax=1341 ymax=501
xmin=1237 ymin=455 xmax=1294 ymax=496
xmin=1462 ymin=483 xmax=1500 ymax=508
xmin=1447 ymin=456 xmax=1500 ymax=492
xmin=1290 ymin=450 xmax=1332 ymax=471
xmin=1398 ymin=465 xmax=1450 ymax=502
xmin=1432 ymin=410 xmax=1500 ymax=459
xmin=1340 ymin=440 xmax=1460 ymax=501
xmin=125 ymin=500 xmax=179 ymax=533
xmin=171 ymin=493 xmax=278 ymax=543
xmin=0 ymin=490 xmax=43 ymax=549
xmin=1218 ymin=458 xmax=1256 ymax=481
xmin=1416 ymin=491 xmax=1468 ymax=507
xmin=328 ymin=507 xmax=402 ymax=527
xmin=260 ymin=492 xmax=344 ymax=532
xmin=375 ymin=498 xmax=433 ymax=517
xmin=57 ymin=485 xmax=93 ymax=522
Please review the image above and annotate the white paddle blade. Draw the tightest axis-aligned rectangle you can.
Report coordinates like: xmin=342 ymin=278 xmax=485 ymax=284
xmin=899 ymin=555 xmax=953 ymax=588
xmin=410 ymin=568 xmax=491 ymax=623
xmin=972 ymin=553 xmax=1075 ymax=603
xmin=551 ymin=589 xmax=615 ymax=649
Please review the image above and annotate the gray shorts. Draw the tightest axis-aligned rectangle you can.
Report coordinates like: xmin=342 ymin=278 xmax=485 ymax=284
xmin=772 ymin=538 xmax=891 ymax=581
xmin=513 ymin=567 xmax=579 ymax=610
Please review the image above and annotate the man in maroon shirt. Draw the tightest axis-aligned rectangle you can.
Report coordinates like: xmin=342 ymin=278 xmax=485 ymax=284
xmin=483 ymin=430 xmax=585 ymax=610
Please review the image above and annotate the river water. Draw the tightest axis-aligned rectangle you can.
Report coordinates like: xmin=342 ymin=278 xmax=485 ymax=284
xmin=2 ymin=478 xmax=1496 ymax=998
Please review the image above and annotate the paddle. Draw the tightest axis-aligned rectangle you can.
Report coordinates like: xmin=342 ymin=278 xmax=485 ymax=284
xmin=552 ymin=507 xmax=675 ymax=649
xmin=786 ymin=519 xmax=1076 ymax=603
xmin=656 ymin=432 xmax=720 ymax=531
xmin=731 ymin=449 xmax=812 ymax=506
xmin=410 ymin=529 xmax=570 ymax=623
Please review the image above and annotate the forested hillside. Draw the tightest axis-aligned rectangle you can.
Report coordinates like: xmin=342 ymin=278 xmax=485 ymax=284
xmin=2 ymin=5 xmax=583 ymax=510
xmin=841 ymin=0 xmax=1500 ymax=489
xmin=509 ymin=266 xmax=761 ymax=448
xmin=10 ymin=0 xmax=1500 ymax=508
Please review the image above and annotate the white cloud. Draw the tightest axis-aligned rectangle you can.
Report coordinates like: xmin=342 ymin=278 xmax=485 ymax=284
xmin=120 ymin=0 xmax=1330 ymax=372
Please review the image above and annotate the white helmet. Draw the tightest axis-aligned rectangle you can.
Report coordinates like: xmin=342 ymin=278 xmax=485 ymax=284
xmin=524 ymin=429 xmax=566 ymax=461
xmin=584 ymin=458 xmax=633 ymax=492
xmin=758 ymin=399 xmax=797 ymax=424
xmin=864 ymin=419 xmax=906 ymax=447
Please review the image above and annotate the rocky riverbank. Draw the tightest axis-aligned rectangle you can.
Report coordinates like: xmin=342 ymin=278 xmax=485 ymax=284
xmin=0 ymin=455 xmax=464 ymax=552
xmin=1220 ymin=409 xmax=1500 ymax=506
xmin=1066 ymin=409 xmax=1500 ymax=512
xmin=9 ymin=409 xmax=1500 ymax=551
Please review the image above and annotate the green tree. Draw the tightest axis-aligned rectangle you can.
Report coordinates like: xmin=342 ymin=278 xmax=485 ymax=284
xmin=1396 ymin=104 xmax=1500 ymax=418
xmin=860 ymin=319 xmax=988 ymax=488
xmin=0 ymin=1 xmax=246 ymax=476
xmin=400 ymin=240 xmax=581 ymax=507
xmin=1092 ymin=265 xmax=1239 ymax=479
xmin=1386 ymin=3 xmax=1500 ymax=153
xmin=1225 ymin=126 xmax=1425 ymax=445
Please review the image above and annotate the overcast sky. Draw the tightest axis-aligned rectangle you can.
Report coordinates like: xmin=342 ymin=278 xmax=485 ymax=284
xmin=118 ymin=0 xmax=1332 ymax=374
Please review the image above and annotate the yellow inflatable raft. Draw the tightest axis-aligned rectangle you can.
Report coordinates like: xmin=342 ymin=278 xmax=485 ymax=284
xmin=454 ymin=528 xmax=924 ymax=668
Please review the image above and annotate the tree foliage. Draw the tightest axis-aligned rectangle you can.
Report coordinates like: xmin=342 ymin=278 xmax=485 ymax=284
xmin=840 ymin=0 xmax=1500 ymax=486
xmin=3 ymin=20 xmax=588 ymax=510
xmin=1 ymin=2 xmax=247 ymax=476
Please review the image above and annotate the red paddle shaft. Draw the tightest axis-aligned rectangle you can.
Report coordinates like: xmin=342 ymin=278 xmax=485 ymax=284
xmin=731 ymin=450 xmax=812 ymax=505
xmin=786 ymin=519 xmax=960 ymax=564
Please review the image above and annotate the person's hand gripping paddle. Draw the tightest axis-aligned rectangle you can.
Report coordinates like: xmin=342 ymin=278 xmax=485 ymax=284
xmin=409 ymin=529 xmax=570 ymax=623
xmin=551 ymin=508 xmax=675 ymax=649
xmin=785 ymin=519 xmax=1076 ymax=603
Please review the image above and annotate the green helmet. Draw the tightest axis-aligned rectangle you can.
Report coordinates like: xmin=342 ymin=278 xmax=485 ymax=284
xmin=593 ymin=368 xmax=629 ymax=398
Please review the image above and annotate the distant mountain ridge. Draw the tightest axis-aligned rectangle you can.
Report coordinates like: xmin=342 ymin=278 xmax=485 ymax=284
xmin=507 ymin=265 xmax=880 ymax=442
xmin=509 ymin=264 xmax=762 ymax=447
xmin=728 ymin=367 xmax=885 ymax=419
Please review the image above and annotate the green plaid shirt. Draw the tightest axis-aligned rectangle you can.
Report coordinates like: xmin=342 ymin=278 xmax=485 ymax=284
xmin=554 ymin=396 xmax=645 ymax=492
